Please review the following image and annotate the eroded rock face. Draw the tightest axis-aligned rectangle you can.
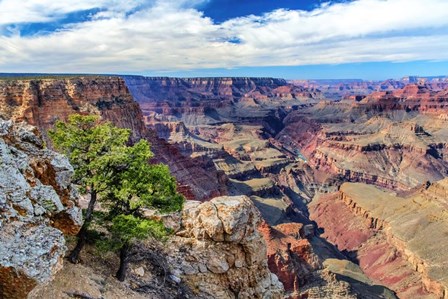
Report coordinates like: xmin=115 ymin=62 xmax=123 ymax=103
xmin=0 ymin=77 xmax=226 ymax=201
xmin=258 ymin=222 xmax=396 ymax=299
xmin=166 ymin=196 xmax=284 ymax=299
xmin=0 ymin=119 xmax=82 ymax=298
xmin=310 ymin=182 xmax=448 ymax=299
xmin=278 ymin=88 xmax=448 ymax=191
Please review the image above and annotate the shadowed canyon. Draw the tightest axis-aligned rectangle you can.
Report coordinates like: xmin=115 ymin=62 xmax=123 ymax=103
xmin=1 ymin=75 xmax=448 ymax=298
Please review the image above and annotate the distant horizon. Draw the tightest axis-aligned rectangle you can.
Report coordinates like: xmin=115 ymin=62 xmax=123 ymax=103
xmin=1 ymin=71 xmax=447 ymax=82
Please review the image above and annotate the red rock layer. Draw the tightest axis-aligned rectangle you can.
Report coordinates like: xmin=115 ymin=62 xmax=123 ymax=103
xmin=358 ymin=84 xmax=448 ymax=116
xmin=259 ymin=222 xmax=322 ymax=299
xmin=0 ymin=77 xmax=226 ymax=201
xmin=309 ymin=192 xmax=435 ymax=298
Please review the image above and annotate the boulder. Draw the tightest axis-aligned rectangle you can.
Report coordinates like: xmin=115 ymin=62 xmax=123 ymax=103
xmin=166 ymin=195 xmax=284 ymax=299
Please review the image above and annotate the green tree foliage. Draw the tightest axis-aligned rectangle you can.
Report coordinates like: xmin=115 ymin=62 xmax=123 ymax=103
xmin=97 ymin=139 xmax=183 ymax=281
xmin=50 ymin=114 xmax=131 ymax=263
xmin=49 ymin=115 xmax=184 ymax=275
xmin=49 ymin=114 xmax=130 ymax=193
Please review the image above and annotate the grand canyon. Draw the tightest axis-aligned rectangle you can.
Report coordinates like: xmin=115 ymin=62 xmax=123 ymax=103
xmin=2 ymin=0 xmax=448 ymax=298
xmin=1 ymin=74 xmax=447 ymax=298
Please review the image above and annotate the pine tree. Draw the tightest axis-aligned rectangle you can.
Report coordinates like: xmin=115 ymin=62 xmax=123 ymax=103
xmin=100 ymin=140 xmax=183 ymax=281
xmin=50 ymin=114 xmax=130 ymax=263
xmin=50 ymin=115 xmax=184 ymax=280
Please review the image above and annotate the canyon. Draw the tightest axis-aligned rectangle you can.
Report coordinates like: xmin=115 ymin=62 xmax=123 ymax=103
xmin=124 ymin=75 xmax=448 ymax=298
xmin=0 ymin=74 xmax=447 ymax=298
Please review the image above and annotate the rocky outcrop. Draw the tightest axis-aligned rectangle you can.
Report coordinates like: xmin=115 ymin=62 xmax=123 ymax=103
xmin=165 ymin=196 xmax=284 ymax=298
xmin=0 ymin=119 xmax=82 ymax=299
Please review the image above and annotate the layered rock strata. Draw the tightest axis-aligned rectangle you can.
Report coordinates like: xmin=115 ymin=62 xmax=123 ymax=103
xmin=278 ymin=89 xmax=448 ymax=191
xmin=310 ymin=182 xmax=448 ymax=298
xmin=0 ymin=77 xmax=226 ymax=201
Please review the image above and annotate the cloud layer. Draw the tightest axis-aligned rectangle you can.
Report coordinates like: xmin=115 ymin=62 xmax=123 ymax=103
xmin=1 ymin=0 xmax=448 ymax=73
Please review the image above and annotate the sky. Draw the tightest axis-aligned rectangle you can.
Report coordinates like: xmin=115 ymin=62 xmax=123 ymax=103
xmin=1 ymin=0 xmax=448 ymax=79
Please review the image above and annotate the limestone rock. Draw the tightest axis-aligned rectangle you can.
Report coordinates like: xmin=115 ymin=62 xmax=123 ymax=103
xmin=0 ymin=119 xmax=82 ymax=298
xmin=166 ymin=195 xmax=284 ymax=299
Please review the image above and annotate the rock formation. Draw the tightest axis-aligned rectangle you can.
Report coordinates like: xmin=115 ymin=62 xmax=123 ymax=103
xmin=0 ymin=76 xmax=226 ymax=201
xmin=278 ymin=86 xmax=448 ymax=191
xmin=165 ymin=196 xmax=284 ymax=298
xmin=290 ymin=76 xmax=448 ymax=100
xmin=258 ymin=222 xmax=397 ymax=299
xmin=124 ymin=76 xmax=320 ymax=127
xmin=310 ymin=181 xmax=448 ymax=298
xmin=0 ymin=119 xmax=82 ymax=298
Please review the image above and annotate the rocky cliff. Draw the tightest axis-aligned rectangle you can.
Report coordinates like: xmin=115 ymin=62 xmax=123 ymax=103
xmin=0 ymin=119 xmax=82 ymax=298
xmin=124 ymin=76 xmax=320 ymax=127
xmin=278 ymin=92 xmax=448 ymax=191
xmin=0 ymin=76 xmax=226 ymax=201
xmin=0 ymin=76 xmax=146 ymax=141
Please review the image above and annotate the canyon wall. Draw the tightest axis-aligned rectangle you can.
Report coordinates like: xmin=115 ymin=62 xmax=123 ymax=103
xmin=0 ymin=77 xmax=226 ymax=201
xmin=290 ymin=76 xmax=448 ymax=100
xmin=124 ymin=76 xmax=320 ymax=127
xmin=310 ymin=182 xmax=448 ymax=299
xmin=278 ymin=85 xmax=448 ymax=191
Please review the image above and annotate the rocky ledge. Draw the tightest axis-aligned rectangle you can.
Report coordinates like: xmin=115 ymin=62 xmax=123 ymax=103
xmin=0 ymin=120 xmax=82 ymax=298
xmin=165 ymin=195 xmax=284 ymax=298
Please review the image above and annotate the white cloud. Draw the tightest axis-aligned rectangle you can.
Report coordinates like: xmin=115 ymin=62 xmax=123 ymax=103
xmin=0 ymin=0 xmax=448 ymax=73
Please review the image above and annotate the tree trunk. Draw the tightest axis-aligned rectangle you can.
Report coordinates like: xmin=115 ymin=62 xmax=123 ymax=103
xmin=116 ymin=242 xmax=131 ymax=282
xmin=68 ymin=188 xmax=97 ymax=263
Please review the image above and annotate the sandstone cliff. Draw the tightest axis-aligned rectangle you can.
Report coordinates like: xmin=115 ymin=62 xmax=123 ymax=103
xmin=0 ymin=77 xmax=226 ymax=201
xmin=0 ymin=119 xmax=82 ymax=299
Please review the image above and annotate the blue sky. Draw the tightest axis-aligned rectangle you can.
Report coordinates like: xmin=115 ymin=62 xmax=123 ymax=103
xmin=199 ymin=0 xmax=332 ymax=23
xmin=1 ymin=0 xmax=448 ymax=79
